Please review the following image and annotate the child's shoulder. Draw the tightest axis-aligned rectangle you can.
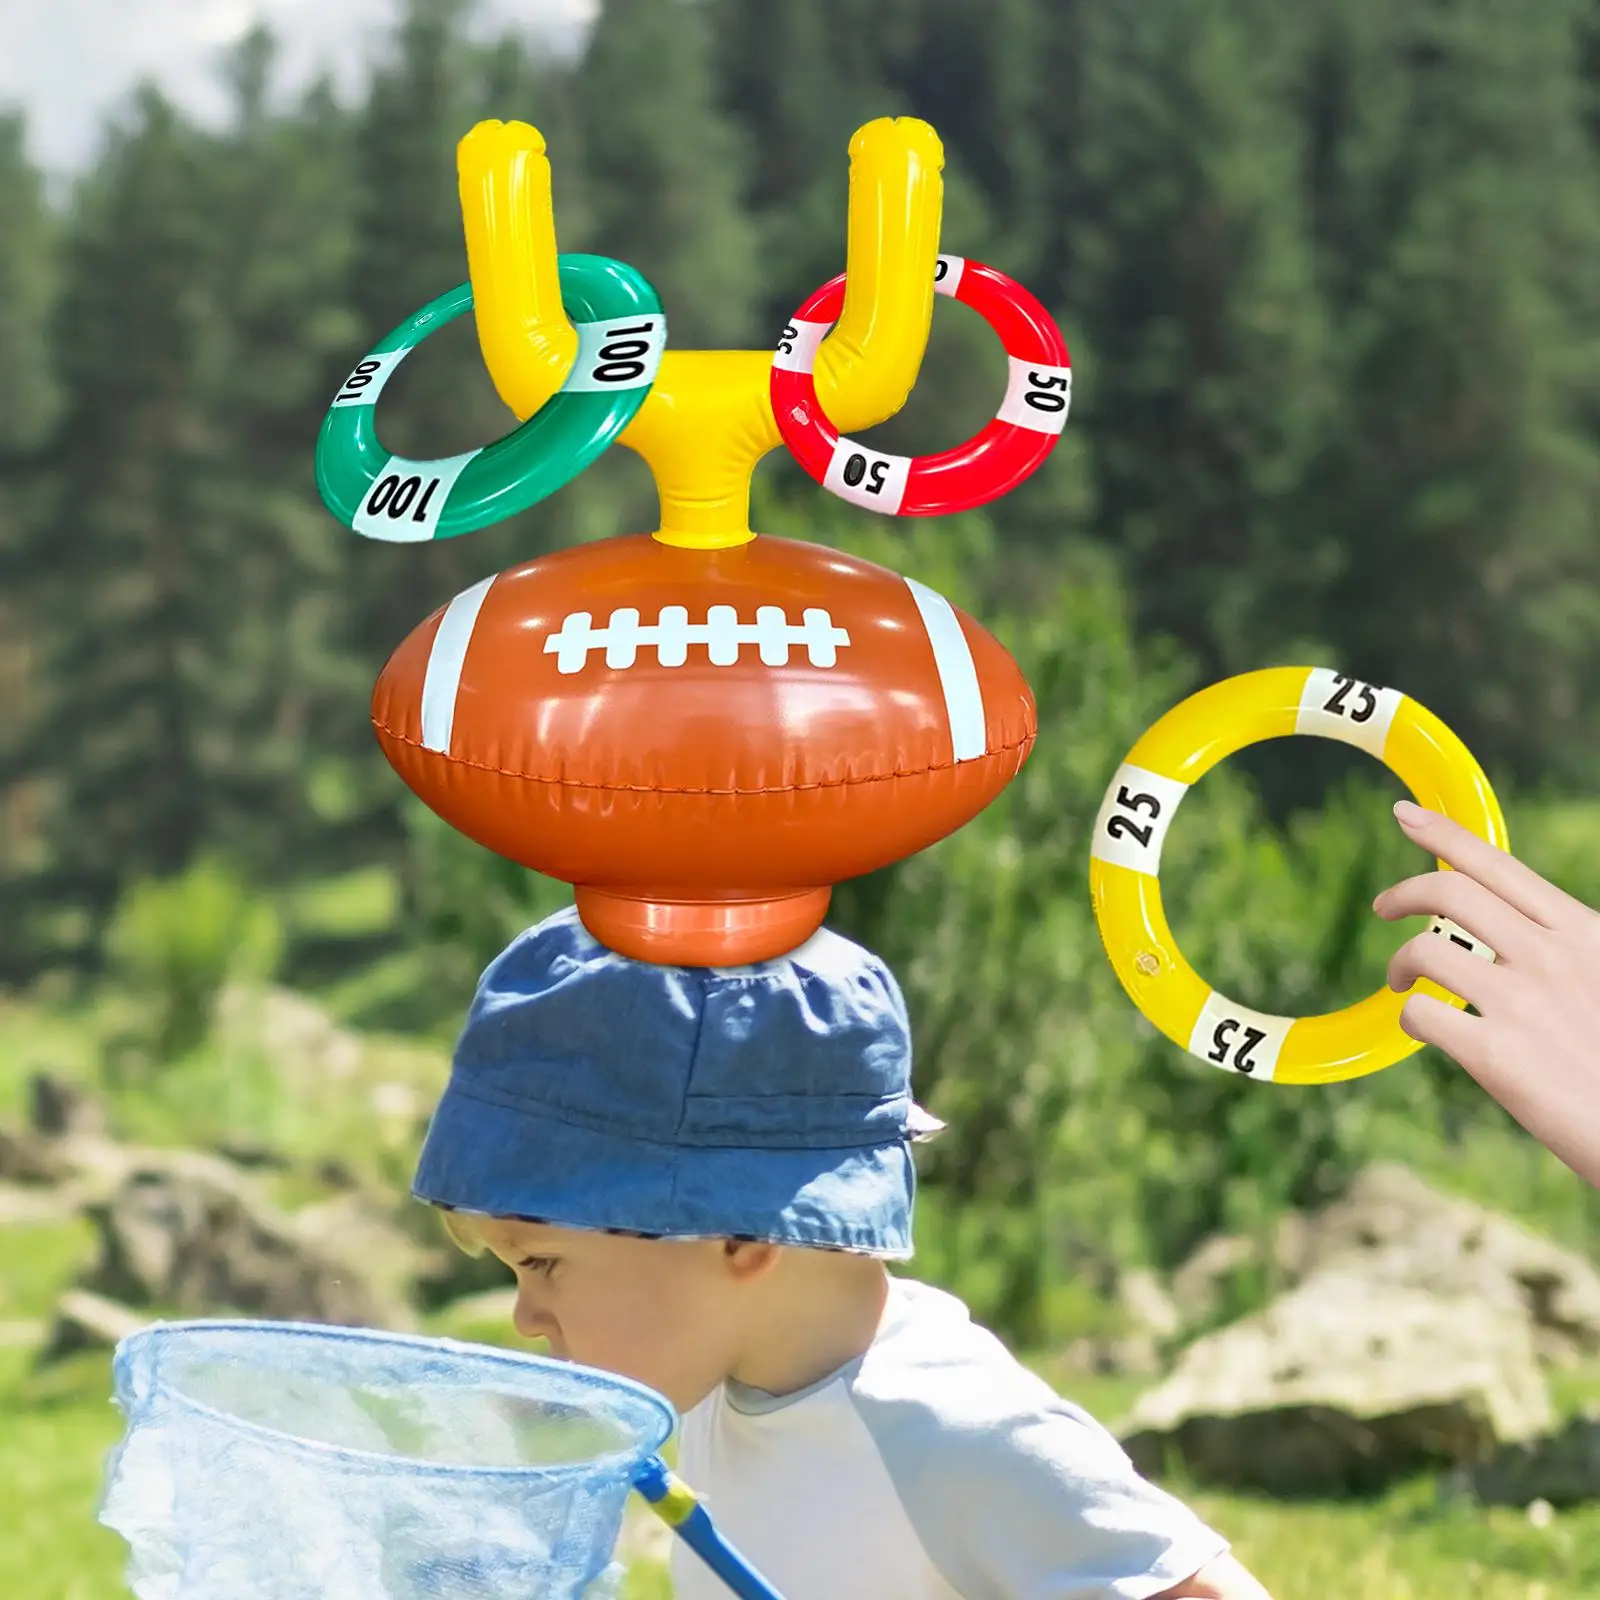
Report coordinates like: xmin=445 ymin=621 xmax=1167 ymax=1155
xmin=841 ymin=1277 xmax=1230 ymax=1597
xmin=850 ymin=1275 xmax=1131 ymax=1461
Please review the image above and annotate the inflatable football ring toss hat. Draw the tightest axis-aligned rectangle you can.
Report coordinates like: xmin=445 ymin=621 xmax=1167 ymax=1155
xmin=360 ymin=255 xmax=1052 ymax=969
xmin=316 ymin=254 xmax=664 ymax=541
xmin=770 ymin=254 xmax=1071 ymax=517
xmin=1089 ymin=667 xmax=1507 ymax=1086
xmin=372 ymin=533 xmax=1037 ymax=966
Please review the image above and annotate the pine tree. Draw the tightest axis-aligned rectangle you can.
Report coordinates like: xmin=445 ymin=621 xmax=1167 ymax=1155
xmin=869 ymin=0 xmax=1061 ymax=284
xmin=11 ymin=89 xmax=233 ymax=955
xmin=708 ymin=0 xmax=909 ymax=330
xmin=861 ymin=0 xmax=1096 ymax=546
xmin=0 ymin=112 xmax=63 ymax=976
xmin=1299 ymin=0 xmax=1600 ymax=787
xmin=193 ymin=30 xmax=373 ymax=881
xmin=575 ymin=0 xmax=760 ymax=349
xmin=1067 ymin=0 xmax=1333 ymax=682
xmin=7 ymin=38 xmax=375 ymax=968
xmin=340 ymin=0 xmax=588 ymax=684
xmin=701 ymin=1 xmax=1009 ymax=500
xmin=0 ymin=114 xmax=59 ymax=458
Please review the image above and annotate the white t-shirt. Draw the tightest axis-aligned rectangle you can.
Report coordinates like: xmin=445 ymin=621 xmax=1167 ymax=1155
xmin=672 ymin=1277 xmax=1227 ymax=1600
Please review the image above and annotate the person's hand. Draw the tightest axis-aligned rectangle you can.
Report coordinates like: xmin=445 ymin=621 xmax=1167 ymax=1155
xmin=1374 ymin=799 xmax=1600 ymax=1188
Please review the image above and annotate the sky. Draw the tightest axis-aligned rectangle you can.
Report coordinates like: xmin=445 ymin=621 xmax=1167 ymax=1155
xmin=0 ymin=0 xmax=598 ymax=179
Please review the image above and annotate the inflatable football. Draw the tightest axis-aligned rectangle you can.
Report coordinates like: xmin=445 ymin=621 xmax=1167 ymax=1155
xmin=372 ymin=532 xmax=1036 ymax=963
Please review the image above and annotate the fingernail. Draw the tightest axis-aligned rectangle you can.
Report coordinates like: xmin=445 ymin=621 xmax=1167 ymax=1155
xmin=1394 ymin=800 xmax=1431 ymax=826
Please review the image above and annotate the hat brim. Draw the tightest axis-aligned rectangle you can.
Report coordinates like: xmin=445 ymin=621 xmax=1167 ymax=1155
xmin=412 ymin=1083 xmax=918 ymax=1259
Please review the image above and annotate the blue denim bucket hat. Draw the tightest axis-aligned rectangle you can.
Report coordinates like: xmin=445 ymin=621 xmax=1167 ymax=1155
xmin=412 ymin=906 xmax=943 ymax=1258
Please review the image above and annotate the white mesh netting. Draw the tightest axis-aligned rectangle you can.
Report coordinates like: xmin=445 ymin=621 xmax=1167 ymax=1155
xmin=98 ymin=1320 xmax=675 ymax=1599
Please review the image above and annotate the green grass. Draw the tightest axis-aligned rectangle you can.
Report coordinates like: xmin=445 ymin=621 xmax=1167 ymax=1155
xmin=9 ymin=1337 xmax=1597 ymax=1598
xmin=277 ymin=866 xmax=401 ymax=941
xmin=5 ymin=986 xmax=1599 ymax=1598
xmin=0 ymin=995 xmax=101 ymax=1121
xmin=1184 ymin=1485 xmax=1595 ymax=1598
xmin=0 ymin=982 xmax=452 ymax=1204
xmin=4 ymin=1213 xmax=1596 ymax=1599
xmin=1 ymin=1352 xmax=130 ymax=1600
xmin=1 ymin=1218 xmax=130 ymax=1599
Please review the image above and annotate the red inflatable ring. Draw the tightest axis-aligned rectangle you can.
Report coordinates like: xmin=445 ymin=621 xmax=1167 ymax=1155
xmin=770 ymin=254 xmax=1071 ymax=517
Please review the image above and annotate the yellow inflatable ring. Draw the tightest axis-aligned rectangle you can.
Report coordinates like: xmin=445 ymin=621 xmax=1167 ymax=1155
xmin=1089 ymin=666 xmax=1508 ymax=1085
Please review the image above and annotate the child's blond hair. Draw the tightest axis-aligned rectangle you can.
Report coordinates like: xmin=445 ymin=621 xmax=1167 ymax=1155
xmin=434 ymin=1206 xmax=488 ymax=1258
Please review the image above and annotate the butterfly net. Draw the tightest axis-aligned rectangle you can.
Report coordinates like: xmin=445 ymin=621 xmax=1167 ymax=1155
xmin=98 ymin=1320 xmax=676 ymax=1600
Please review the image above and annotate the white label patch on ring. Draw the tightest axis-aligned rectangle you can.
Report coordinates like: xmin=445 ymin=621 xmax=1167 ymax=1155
xmin=1429 ymin=916 xmax=1497 ymax=963
xmin=353 ymin=449 xmax=482 ymax=542
xmin=824 ymin=438 xmax=912 ymax=514
xmin=420 ymin=574 xmax=496 ymax=753
xmin=330 ymin=348 xmax=408 ymax=408
xmin=773 ymin=316 xmax=831 ymax=374
xmin=1295 ymin=668 xmax=1403 ymax=758
xmin=934 ymin=254 xmax=966 ymax=297
xmin=903 ymin=577 xmax=986 ymax=762
xmin=1090 ymin=763 xmax=1190 ymax=875
xmin=1188 ymin=993 xmax=1293 ymax=1081
xmin=564 ymin=314 xmax=667 ymax=393
xmin=997 ymin=356 xmax=1072 ymax=434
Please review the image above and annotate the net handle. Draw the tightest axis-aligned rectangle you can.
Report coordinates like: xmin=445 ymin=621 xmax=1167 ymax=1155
xmin=631 ymin=1456 xmax=786 ymax=1600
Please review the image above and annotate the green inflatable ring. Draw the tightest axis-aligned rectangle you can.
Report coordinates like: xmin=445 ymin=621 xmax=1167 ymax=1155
xmin=315 ymin=254 xmax=665 ymax=541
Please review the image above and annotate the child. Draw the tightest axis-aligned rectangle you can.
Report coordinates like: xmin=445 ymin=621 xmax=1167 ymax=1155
xmin=414 ymin=906 xmax=1273 ymax=1600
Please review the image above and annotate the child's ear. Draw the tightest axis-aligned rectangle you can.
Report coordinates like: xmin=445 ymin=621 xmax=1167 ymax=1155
xmin=720 ymin=1239 xmax=782 ymax=1281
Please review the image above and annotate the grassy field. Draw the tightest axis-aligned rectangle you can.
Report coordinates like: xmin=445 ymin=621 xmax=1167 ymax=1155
xmin=5 ymin=992 xmax=1599 ymax=1598
xmin=4 ymin=1215 xmax=1597 ymax=1599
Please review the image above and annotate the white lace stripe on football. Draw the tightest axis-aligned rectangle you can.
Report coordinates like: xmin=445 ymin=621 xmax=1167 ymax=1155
xmin=420 ymin=574 xmax=497 ymax=753
xmin=541 ymin=605 xmax=853 ymax=673
xmin=904 ymin=577 xmax=987 ymax=762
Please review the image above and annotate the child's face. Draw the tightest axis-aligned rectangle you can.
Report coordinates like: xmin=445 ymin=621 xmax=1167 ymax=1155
xmin=462 ymin=1215 xmax=763 ymax=1413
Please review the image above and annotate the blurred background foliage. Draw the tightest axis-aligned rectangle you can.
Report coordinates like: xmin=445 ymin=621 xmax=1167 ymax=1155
xmin=4 ymin=0 xmax=1600 ymax=1351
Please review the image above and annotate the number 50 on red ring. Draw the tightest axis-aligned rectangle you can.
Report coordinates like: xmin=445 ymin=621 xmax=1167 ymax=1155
xmin=1089 ymin=666 xmax=1508 ymax=1086
xmin=769 ymin=254 xmax=1071 ymax=517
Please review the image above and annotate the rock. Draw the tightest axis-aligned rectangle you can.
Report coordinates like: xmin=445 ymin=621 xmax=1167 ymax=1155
xmin=1168 ymin=1163 xmax=1600 ymax=1364
xmin=1119 ymin=1267 xmax=1182 ymax=1344
xmin=288 ymin=1190 xmax=445 ymax=1314
xmin=214 ymin=1140 xmax=292 ymax=1171
xmin=78 ymin=1151 xmax=412 ymax=1330
xmin=0 ymin=1179 xmax=85 ymax=1226
xmin=1120 ymin=1269 xmax=1552 ymax=1495
xmin=43 ymin=1134 xmax=143 ymax=1202
xmin=1055 ymin=1268 xmax=1181 ymax=1379
xmin=1168 ymin=1233 xmax=1262 ymax=1331
xmin=1305 ymin=1165 xmax=1600 ymax=1364
xmin=0 ymin=1124 xmax=70 ymax=1185
xmin=1059 ymin=1330 xmax=1165 ymax=1380
xmin=1472 ymin=1411 xmax=1600 ymax=1508
xmin=314 ymin=1157 xmax=360 ymax=1191
xmin=27 ymin=1072 xmax=106 ymax=1139
xmin=0 ymin=1117 xmax=145 ymax=1196
xmin=40 ymin=1289 xmax=148 ymax=1362
xmin=212 ymin=983 xmax=363 ymax=1085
